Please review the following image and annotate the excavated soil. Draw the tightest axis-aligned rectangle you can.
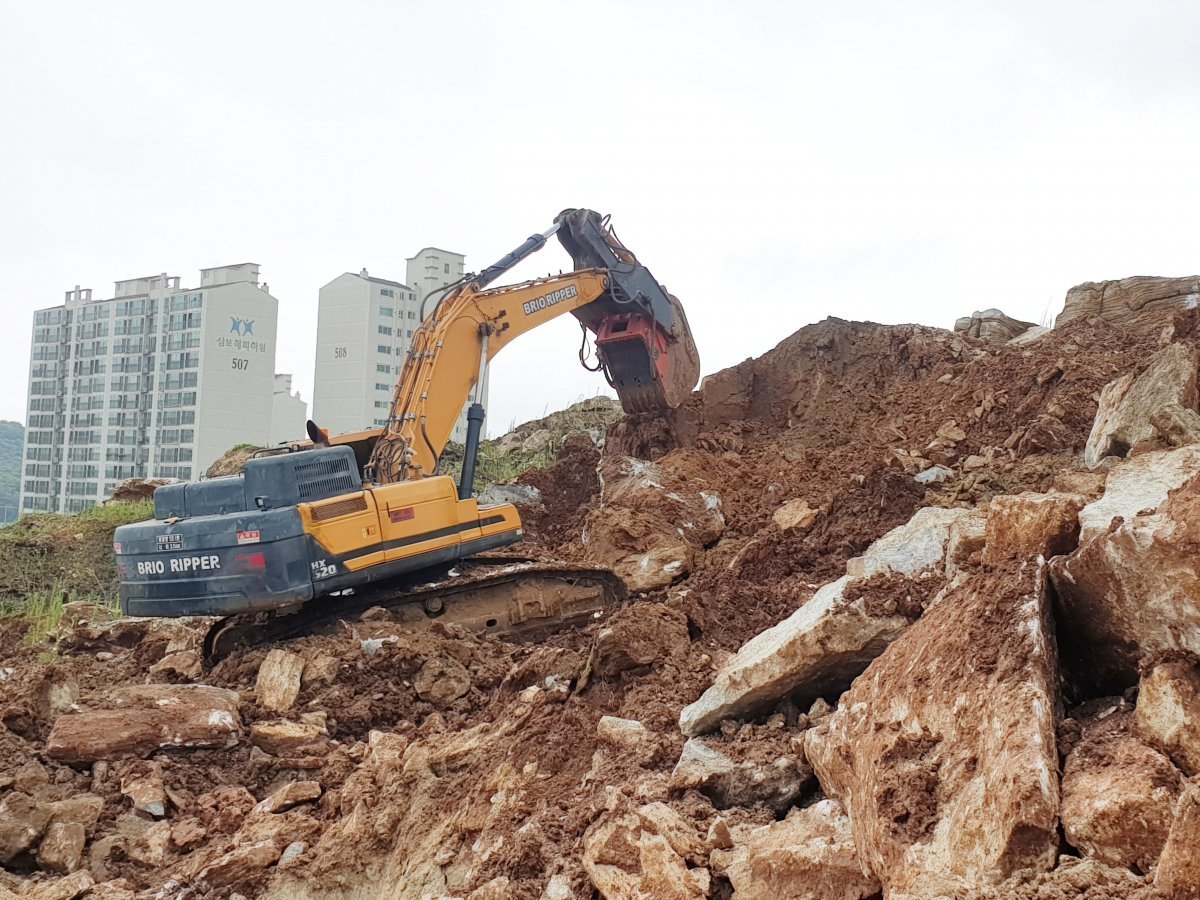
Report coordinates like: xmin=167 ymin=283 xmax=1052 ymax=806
xmin=1 ymin=310 xmax=1195 ymax=898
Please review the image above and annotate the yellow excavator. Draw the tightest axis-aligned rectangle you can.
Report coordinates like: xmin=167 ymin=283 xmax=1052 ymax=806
xmin=113 ymin=209 xmax=700 ymax=658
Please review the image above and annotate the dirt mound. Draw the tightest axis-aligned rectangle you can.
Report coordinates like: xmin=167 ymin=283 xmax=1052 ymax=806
xmin=108 ymin=480 xmax=170 ymax=504
xmin=5 ymin=304 xmax=1200 ymax=898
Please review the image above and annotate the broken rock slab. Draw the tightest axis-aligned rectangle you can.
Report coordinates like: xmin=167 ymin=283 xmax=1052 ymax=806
xmin=255 ymin=781 xmax=322 ymax=815
xmin=721 ymin=800 xmax=881 ymax=900
xmin=249 ymin=720 xmax=326 ymax=757
xmin=1083 ymin=343 xmax=1200 ymax=468
xmin=670 ymin=737 xmax=811 ymax=812
xmin=46 ymin=684 xmax=242 ymax=764
xmin=593 ymin=604 xmax=690 ymax=680
xmin=1150 ymin=401 xmax=1200 ymax=449
xmin=582 ymin=454 xmax=724 ymax=593
xmin=1056 ymin=275 xmax=1200 ymax=333
xmin=772 ymin=498 xmax=819 ymax=534
xmin=1060 ymin=705 xmax=1182 ymax=873
xmin=953 ymin=308 xmax=1038 ymax=345
xmin=583 ymin=806 xmax=705 ymax=900
xmin=1075 ymin=444 xmax=1200 ymax=544
xmin=119 ymin=762 xmax=167 ymax=817
xmin=1051 ymin=463 xmax=1200 ymax=689
xmin=805 ymin=566 xmax=1060 ymax=895
xmin=981 ymin=490 xmax=1086 ymax=566
xmin=1136 ymin=659 xmax=1200 ymax=775
xmin=680 ymin=506 xmax=966 ymax=736
xmin=0 ymin=791 xmax=50 ymax=863
xmin=36 ymin=822 xmax=87 ymax=874
xmin=1156 ymin=778 xmax=1200 ymax=897
xmin=256 ymin=649 xmax=305 ymax=712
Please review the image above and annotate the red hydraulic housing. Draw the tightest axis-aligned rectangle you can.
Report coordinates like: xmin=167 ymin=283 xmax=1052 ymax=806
xmin=595 ymin=303 xmax=700 ymax=414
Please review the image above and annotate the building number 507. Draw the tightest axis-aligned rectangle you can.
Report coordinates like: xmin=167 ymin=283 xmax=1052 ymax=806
xmin=231 ymin=358 xmax=249 ymax=370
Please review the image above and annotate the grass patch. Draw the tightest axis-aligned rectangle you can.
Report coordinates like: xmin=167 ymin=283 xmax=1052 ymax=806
xmin=0 ymin=500 xmax=152 ymax=619
xmin=440 ymin=396 xmax=621 ymax=490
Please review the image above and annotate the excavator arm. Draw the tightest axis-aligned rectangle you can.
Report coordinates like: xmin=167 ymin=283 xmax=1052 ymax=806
xmin=364 ymin=208 xmax=701 ymax=485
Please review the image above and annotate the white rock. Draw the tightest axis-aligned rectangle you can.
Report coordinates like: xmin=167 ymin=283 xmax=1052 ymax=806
xmin=680 ymin=507 xmax=966 ymax=736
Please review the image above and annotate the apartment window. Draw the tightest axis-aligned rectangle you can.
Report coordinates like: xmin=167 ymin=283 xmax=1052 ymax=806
xmin=165 ymin=333 xmax=200 ymax=351
xmin=165 ymin=352 xmax=199 ymax=370
xmin=376 ymin=364 xmax=391 ymax=374
xmin=377 ymin=345 xmax=392 ymax=355
xmin=406 ymin=329 xmax=413 ymax=337
xmin=163 ymin=372 xmax=198 ymax=390
xmin=444 ymin=263 xmax=450 ymax=274
xmin=379 ymin=288 xmax=394 ymax=298
xmin=166 ymin=312 xmax=202 ymax=330
xmin=114 ymin=319 xmax=146 ymax=336
xmin=407 ymin=311 xmax=417 ymax=319
xmin=378 ymin=325 xmax=392 ymax=336
xmin=161 ymin=391 xmax=197 ymax=408
xmin=379 ymin=306 xmax=393 ymax=317
xmin=374 ymin=383 xmax=390 ymax=392
xmin=374 ymin=400 xmax=388 ymax=409
xmin=157 ymin=410 xmax=195 ymax=427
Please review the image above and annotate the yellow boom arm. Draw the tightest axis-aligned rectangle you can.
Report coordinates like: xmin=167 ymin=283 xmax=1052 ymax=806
xmin=368 ymin=271 xmax=609 ymax=482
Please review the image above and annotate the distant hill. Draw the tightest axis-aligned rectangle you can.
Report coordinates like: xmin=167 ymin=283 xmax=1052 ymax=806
xmin=0 ymin=421 xmax=23 ymax=523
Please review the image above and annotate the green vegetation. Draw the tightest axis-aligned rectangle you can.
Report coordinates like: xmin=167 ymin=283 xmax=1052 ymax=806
xmin=0 ymin=501 xmax=153 ymax=617
xmin=0 ymin=421 xmax=24 ymax=524
xmin=439 ymin=396 xmax=622 ymax=490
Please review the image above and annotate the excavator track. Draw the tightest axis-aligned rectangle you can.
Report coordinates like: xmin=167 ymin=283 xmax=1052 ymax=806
xmin=202 ymin=557 xmax=628 ymax=663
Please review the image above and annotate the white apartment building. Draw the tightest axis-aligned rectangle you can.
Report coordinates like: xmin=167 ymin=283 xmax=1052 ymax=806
xmin=311 ymin=270 xmax=422 ymax=436
xmin=270 ymin=374 xmax=308 ymax=446
xmin=313 ymin=252 xmax=487 ymax=444
xmin=406 ymin=247 xmax=465 ymax=307
xmin=21 ymin=264 xmax=280 ymax=514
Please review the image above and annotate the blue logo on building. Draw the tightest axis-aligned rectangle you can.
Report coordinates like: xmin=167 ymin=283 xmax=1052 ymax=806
xmin=230 ymin=317 xmax=256 ymax=336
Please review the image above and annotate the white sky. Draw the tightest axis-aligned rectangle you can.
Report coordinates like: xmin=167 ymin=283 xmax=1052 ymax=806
xmin=2 ymin=1 xmax=1197 ymax=437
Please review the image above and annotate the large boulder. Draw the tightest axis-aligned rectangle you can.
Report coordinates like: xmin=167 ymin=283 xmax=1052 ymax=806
xmin=1059 ymin=705 xmax=1182 ymax=873
xmin=1055 ymin=275 xmax=1200 ymax=333
xmin=719 ymin=800 xmax=881 ymax=900
xmin=1136 ymin=659 xmax=1200 ymax=775
xmin=1083 ymin=343 xmax=1200 ymax=468
xmin=1156 ymin=779 xmax=1200 ymax=897
xmin=679 ymin=506 xmax=966 ymax=736
xmin=804 ymin=565 xmax=1060 ymax=895
xmin=1075 ymin=445 xmax=1200 ymax=544
xmin=981 ymin=491 xmax=1086 ymax=566
xmin=1051 ymin=462 xmax=1200 ymax=690
xmin=953 ymin=308 xmax=1038 ymax=345
xmin=582 ymin=454 xmax=724 ymax=592
xmin=46 ymin=684 xmax=242 ymax=764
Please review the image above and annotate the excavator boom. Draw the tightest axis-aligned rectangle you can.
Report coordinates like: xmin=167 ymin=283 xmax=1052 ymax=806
xmin=368 ymin=208 xmax=701 ymax=483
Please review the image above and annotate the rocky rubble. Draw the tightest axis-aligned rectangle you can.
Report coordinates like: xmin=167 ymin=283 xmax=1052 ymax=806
xmin=6 ymin=278 xmax=1200 ymax=897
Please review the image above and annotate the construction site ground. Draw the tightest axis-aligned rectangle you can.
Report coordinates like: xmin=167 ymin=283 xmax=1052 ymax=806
xmin=5 ymin=287 xmax=1200 ymax=898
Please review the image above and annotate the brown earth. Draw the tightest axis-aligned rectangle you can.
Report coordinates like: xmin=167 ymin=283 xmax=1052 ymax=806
xmin=2 ymin=303 xmax=1198 ymax=898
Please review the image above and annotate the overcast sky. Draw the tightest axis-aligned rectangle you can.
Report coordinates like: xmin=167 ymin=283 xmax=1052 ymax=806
xmin=2 ymin=1 xmax=1197 ymax=437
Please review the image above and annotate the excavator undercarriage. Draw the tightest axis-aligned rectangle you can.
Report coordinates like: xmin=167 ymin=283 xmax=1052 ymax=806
xmin=203 ymin=556 xmax=627 ymax=663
